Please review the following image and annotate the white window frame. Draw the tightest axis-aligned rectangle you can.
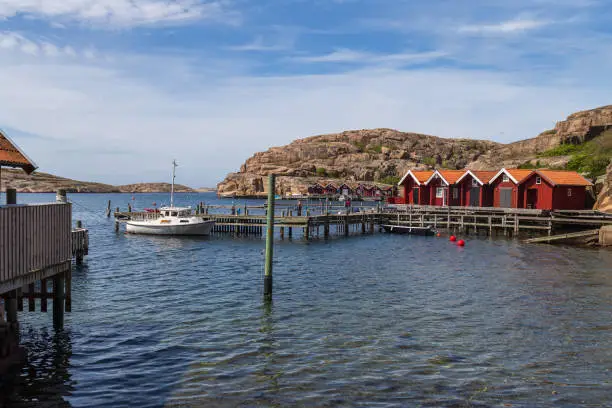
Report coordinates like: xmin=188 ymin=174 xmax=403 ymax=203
xmin=472 ymin=179 xmax=479 ymax=187
xmin=436 ymin=187 xmax=444 ymax=198
xmin=536 ymin=176 xmax=542 ymax=185
xmin=502 ymin=175 xmax=510 ymax=183
xmin=567 ymin=188 xmax=572 ymax=197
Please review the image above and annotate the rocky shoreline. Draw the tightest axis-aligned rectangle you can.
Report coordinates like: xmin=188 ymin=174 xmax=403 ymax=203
xmin=1 ymin=169 xmax=197 ymax=193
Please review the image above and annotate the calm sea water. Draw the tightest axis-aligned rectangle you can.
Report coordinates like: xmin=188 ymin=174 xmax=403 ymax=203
xmin=1 ymin=192 xmax=612 ymax=407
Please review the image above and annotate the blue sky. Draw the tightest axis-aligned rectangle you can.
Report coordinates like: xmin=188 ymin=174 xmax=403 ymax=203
xmin=0 ymin=0 xmax=611 ymax=187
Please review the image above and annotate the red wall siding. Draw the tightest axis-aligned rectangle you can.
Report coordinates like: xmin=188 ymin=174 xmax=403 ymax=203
xmin=522 ymin=175 xmax=554 ymax=209
xmin=552 ymin=185 xmax=587 ymax=210
xmin=428 ymin=178 xmax=446 ymax=206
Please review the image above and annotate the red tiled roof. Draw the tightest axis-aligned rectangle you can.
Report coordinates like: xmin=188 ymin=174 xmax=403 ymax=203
xmin=505 ymin=169 xmax=534 ymax=183
xmin=0 ymin=130 xmax=37 ymax=174
xmin=536 ymin=170 xmax=592 ymax=186
xmin=437 ymin=170 xmax=466 ymax=184
xmin=411 ymin=170 xmax=434 ymax=183
xmin=471 ymin=171 xmax=498 ymax=184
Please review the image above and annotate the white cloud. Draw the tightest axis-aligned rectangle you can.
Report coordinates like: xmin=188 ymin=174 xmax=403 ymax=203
xmin=291 ymin=49 xmax=447 ymax=64
xmin=458 ymin=18 xmax=550 ymax=34
xmin=0 ymin=31 xmax=96 ymax=58
xmin=0 ymin=0 xmax=233 ymax=27
xmin=1 ymin=46 xmax=610 ymax=187
xmin=225 ymin=36 xmax=290 ymax=52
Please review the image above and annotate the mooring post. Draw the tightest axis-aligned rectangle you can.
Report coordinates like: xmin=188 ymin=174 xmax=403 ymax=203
xmin=288 ymin=210 xmax=293 ymax=239
xmin=52 ymin=273 xmax=65 ymax=329
xmin=264 ymin=175 xmax=275 ymax=301
xmin=75 ymin=220 xmax=84 ymax=264
xmin=344 ymin=209 xmax=349 ymax=237
xmin=324 ymin=211 xmax=330 ymax=238
xmin=106 ymin=200 xmax=112 ymax=217
xmin=5 ymin=290 xmax=18 ymax=330
xmin=6 ymin=188 xmax=16 ymax=205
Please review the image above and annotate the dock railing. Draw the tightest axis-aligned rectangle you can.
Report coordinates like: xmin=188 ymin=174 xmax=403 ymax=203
xmin=0 ymin=203 xmax=72 ymax=294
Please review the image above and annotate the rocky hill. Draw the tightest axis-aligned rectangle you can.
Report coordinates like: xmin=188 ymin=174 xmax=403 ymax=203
xmin=0 ymin=169 xmax=195 ymax=193
xmin=218 ymin=105 xmax=612 ymax=199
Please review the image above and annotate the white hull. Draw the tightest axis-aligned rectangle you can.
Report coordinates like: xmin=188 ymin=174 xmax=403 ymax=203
xmin=126 ymin=219 xmax=214 ymax=236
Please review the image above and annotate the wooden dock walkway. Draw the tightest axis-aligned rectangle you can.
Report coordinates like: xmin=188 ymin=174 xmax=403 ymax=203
xmin=523 ymin=229 xmax=601 ymax=244
xmin=115 ymin=204 xmax=612 ymax=241
xmin=1 ymin=191 xmax=89 ymax=335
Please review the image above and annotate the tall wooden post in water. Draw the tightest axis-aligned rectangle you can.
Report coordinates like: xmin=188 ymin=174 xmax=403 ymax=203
xmin=264 ymin=175 xmax=275 ymax=301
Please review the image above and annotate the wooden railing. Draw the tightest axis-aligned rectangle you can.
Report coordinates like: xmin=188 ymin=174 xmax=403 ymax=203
xmin=0 ymin=203 xmax=71 ymax=286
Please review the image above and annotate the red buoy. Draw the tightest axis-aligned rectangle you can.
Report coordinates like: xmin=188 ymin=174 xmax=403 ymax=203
xmin=457 ymin=239 xmax=465 ymax=247
xmin=436 ymin=233 xmax=441 ymax=237
xmin=450 ymin=235 xmax=457 ymax=242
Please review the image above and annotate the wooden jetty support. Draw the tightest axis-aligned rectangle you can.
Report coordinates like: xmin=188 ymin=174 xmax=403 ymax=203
xmin=523 ymin=229 xmax=601 ymax=244
xmin=1 ymin=189 xmax=89 ymax=370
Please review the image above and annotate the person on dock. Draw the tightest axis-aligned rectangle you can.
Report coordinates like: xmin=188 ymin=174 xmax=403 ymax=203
xmin=297 ymin=200 xmax=303 ymax=216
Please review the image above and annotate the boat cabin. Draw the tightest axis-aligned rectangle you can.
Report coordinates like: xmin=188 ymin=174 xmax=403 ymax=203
xmin=159 ymin=207 xmax=192 ymax=217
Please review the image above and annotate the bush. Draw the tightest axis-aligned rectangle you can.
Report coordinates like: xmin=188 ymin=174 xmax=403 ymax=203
xmin=538 ymin=143 xmax=580 ymax=157
xmin=379 ymin=176 xmax=400 ymax=185
xmin=315 ymin=168 xmax=327 ymax=176
xmin=422 ymin=157 xmax=436 ymax=166
xmin=369 ymin=145 xmax=383 ymax=154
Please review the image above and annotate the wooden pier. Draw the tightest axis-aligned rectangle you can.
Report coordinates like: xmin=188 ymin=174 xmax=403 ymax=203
xmin=1 ymin=190 xmax=89 ymax=370
xmin=115 ymin=203 xmax=612 ymax=241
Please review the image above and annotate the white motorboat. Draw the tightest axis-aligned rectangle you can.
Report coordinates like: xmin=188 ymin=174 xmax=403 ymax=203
xmin=126 ymin=161 xmax=215 ymax=236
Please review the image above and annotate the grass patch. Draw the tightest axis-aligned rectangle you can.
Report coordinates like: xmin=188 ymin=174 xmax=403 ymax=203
xmin=536 ymin=130 xmax=612 ymax=178
xmin=421 ymin=157 xmax=436 ymax=166
xmin=315 ymin=167 xmax=327 ymax=177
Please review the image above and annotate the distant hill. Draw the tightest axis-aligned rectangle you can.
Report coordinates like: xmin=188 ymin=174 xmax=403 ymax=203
xmin=0 ymin=169 xmax=196 ymax=193
xmin=217 ymin=105 xmax=612 ymax=201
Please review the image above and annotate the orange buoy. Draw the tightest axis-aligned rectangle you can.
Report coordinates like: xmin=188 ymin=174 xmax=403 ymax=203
xmin=457 ymin=239 xmax=465 ymax=247
xmin=436 ymin=232 xmax=441 ymax=237
xmin=450 ymin=235 xmax=457 ymax=242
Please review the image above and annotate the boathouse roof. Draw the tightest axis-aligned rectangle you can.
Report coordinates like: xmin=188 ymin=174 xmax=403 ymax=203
xmin=535 ymin=170 xmax=593 ymax=186
xmin=425 ymin=169 xmax=465 ymax=185
xmin=398 ymin=170 xmax=434 ymax=186
xmin=489 ymin=168 xmax=534 ymax=184
xmin=0 ymin=129 xmax=38 ymax=174
xmin=456 ymin=170 xmax=498 ymax=185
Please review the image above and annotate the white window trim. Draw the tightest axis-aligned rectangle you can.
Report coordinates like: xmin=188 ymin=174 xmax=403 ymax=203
xmin=536 ymin=176 xmax=542 ymax=185
xmin=472 ymin=179 xmax=479 ymax=187
xmin=567 ymin=188 xmax=572 ymax=197
xmin=436 ymin=187 xmax=444 ymax=198
xmin=502 ymin=175 xmax=510 ymax=183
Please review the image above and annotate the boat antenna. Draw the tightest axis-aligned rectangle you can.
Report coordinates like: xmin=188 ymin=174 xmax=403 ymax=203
xmin=171 ymin=159 xmax=178 ymax=207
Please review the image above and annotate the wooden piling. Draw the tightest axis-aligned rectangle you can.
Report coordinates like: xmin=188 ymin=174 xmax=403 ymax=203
xmin=41 ymin=279 xmax=48 ymax=312
xmin=28 ymin=283 xmax=35 ymax=312
xmin=5 ymin=290 xmax=18 ymax=329
xmin=53 ymin=273 xmax=65 ymax=329
xmin=6 ymin=188 xmax=16 ymax=205
xmin=106 ymin=200 xmax=112 ymax=217
xmin=264 ymin=175 xmax=275 ymax=301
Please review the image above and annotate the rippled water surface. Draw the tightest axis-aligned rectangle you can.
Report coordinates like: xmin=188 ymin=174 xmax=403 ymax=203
xmin=2 ymin=193 xmax=612 ymax=407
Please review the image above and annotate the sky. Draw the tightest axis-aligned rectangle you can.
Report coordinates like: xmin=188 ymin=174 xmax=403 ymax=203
xmin=0 ymin=0 xmax=611 ymax=187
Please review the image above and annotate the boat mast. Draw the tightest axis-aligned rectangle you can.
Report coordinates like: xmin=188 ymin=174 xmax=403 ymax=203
xmin=171 ymin=159 xmax=177 ymax=207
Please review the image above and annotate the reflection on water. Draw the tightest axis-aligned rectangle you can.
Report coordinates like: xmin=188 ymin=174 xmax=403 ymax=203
xmin=1 ymin=328 xmax=73 ymax=408
xmin=1 ymin=193 xmax=611 ymax=407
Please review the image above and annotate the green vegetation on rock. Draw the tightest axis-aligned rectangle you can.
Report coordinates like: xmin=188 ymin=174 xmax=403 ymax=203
xmin=379 ymin=176 xmax=400 ymax=185
xmin=538 ymin=130 xmax=612 ymax=178
xmin=315 ymin=167 xmax=327 ymax=176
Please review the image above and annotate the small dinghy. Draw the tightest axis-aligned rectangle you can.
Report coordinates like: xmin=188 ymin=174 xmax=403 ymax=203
xmin=382 ymin=224 xmax=436 ymax=236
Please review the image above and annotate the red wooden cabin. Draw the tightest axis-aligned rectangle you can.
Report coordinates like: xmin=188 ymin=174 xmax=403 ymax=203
xmin=521 ymin=170 xmax=592 ymax=210
xmin=338 ymin=183 xmax=353 ymax=196
xmin=455 ymin=170 xmax=496 ymax=207
xmin=397 ymin=170 xmax=433 ymax=205
xmin=489 ymin=168 xmax=534 ymax=208
xmin=324 ymin=183 xmax=338 ymax=195
xmin=308 ymin=183 xmax=325 ymax=195
xmin=424 ymin=170 xmax=465 ymax=206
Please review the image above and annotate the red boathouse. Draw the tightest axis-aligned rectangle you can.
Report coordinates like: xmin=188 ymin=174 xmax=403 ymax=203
xmin=455 ymin=170 xmax=496 ymax=207
xmin=520 ymin=170 xmax=592 ymax=210
xmin=490 ymin=168 xmax=534 ymax=208
xmin=397 ymin=170 xmax=434 ymax=205
xmin=425 ymin=170 xmax=465 ymax=206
